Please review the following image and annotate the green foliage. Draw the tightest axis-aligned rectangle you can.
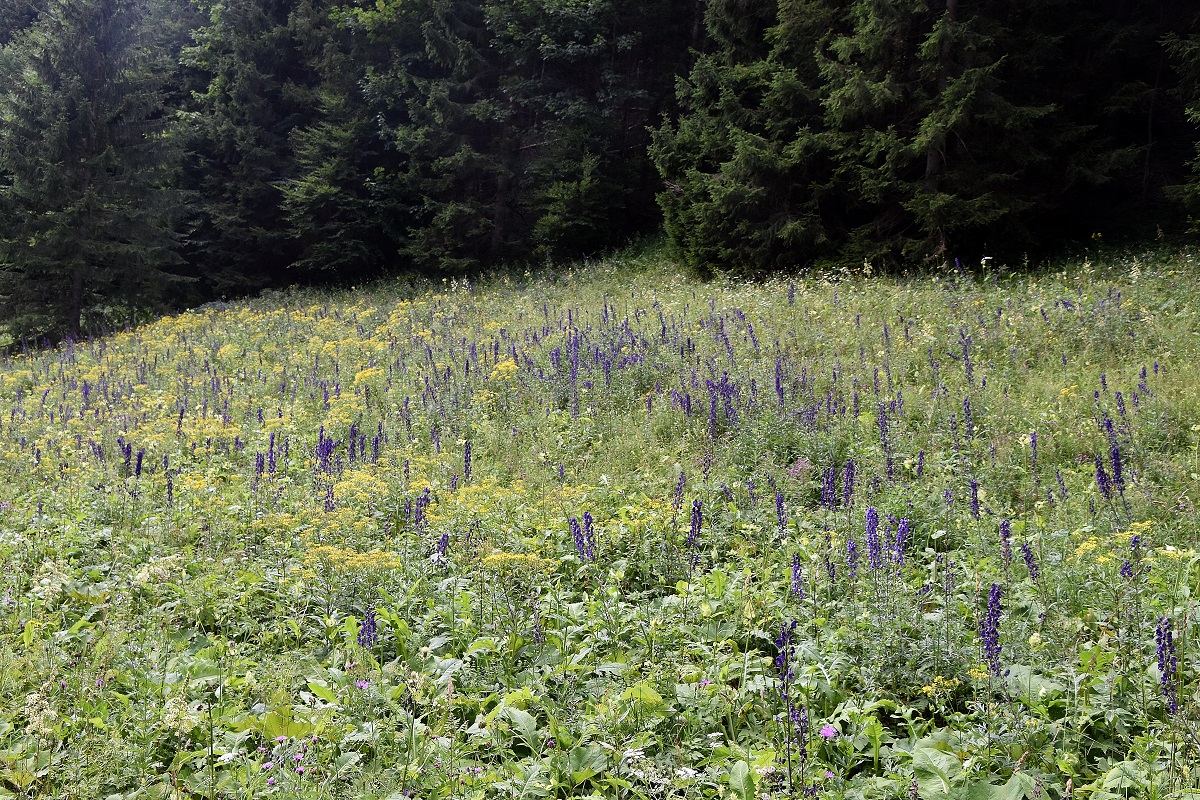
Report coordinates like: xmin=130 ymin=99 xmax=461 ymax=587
xmin=1165 ymin=17 xmax=1200 ymax=230
xmin=1 ymin=244 xmax=1199 ymax=796
xmin=0 ymin=0 xmax=187 ymax=341
xmin=276 ymin=0 xmax=693 ymax=276
xmin=655 ymin=0 xmax=1200 ymax=275
xmin=179 ymin=0 xmax=326 ymax=293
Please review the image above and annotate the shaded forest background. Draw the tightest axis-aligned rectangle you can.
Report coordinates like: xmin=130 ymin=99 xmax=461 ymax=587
xmin=2 ymin=0 xmax=1200 ymax=341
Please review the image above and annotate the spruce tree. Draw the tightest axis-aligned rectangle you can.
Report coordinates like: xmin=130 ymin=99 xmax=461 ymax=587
xmin=655 ymin=0 xmax=1200 ymax=274
xmin=180 ymin=0 xmax=331 ymax=293
xmin=1164 ymin=16 xmax=1200 ymax=228
xmin=286 ymin=0 xmax=692 ymax=275
xmin=0 ymin=0 xmax=185 ymax=341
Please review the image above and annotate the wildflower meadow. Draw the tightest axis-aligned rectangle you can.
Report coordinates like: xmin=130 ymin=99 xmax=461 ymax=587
xmin=1 ymin=245 xmax=1198 ymax=799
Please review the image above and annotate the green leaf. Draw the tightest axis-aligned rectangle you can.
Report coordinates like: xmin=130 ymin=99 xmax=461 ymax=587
xmin=620 ymin=682 xmax=664 ymax=707
xmin=21 ymin=619 xmax=37 ymax=649
xmin=992 ymin=772 xmax=1039 ymax=800
xmin=504 ymin=707 xmax=540 ymax=750
xmin=332 ymin=752 xmax=361 ymax=775
xmin=306 ymin=681 xmax=340 ymax=705
xmin=1101 ymin=761 xmax=1146 ymax=791
xmin=728 ymin=760 xmax=756 ymax=800
xmin=913 ymin=746 xmax=963 ymax=793
xmin=567 ymin=744 xmax=607 ymax=785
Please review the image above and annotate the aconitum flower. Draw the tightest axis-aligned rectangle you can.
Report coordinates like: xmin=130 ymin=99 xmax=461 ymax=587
xmin=846 ymin=538 xmax=858 ymax=579
xmin=1094 ymin=456 xmax=1113 ymax=500
xmin=969 ymin=479 xmax=980 ymax=520
xmin=582 ymin=512 xmax=596 ymax=559
xmin=571 ymin=518 xmax=588 ymax=561
xmin=463 ymin=441 xmax=472 ymax=482
xmin=842 ymin=461 xmax=855 ymax=507
xmin=893 ymin=518 xmax=910 ymax=565
xmin=1021 ymin=542 xmax=1040 ymax=581
xmin=776 ymin=492 xmax=787 ymax=538
xmin=791 ymin=554 xmax=804 ymax=599
xmin=979 ymin=583 xmax=1003 ymax=677
xmin=865 ymin=507 xmax=881 ymax=570
xmin=1156 ymin=617 xmax=1178 ymax=713
xmin=1109 ymin=444 xmax=1124 ymax=491
xmin=998 ymin=520 xmax=1012 ymax=568
xmin=358 ymin=607 xmax=378 ymax=648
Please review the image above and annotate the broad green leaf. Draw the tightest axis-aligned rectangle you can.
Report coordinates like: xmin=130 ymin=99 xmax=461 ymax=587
xmin=505 ymin=707 xmax=540 ymax=750
xmin=992 ymin=772 xmax=1039 ymax=800
xmin=307 ymin=681 xmax=340 ymax=705
xmin=913 ymin=746 xmax=963 ymax=793
xmin=567 ymin=744 xmax=607 ymax=784
xmin=727 ymin=760 xmax=756 ymax=800
xmin=1101 ymin=761 xmax=1146 ymax=791
xmin=620 ymin=682 xmax=664 ymax=707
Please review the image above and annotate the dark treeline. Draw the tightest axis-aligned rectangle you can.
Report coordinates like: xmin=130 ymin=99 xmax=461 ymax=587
xmin=1 ymin=0 xmax=1199 ymax=340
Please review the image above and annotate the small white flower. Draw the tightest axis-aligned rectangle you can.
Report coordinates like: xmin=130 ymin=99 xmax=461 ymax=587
xmin=620 ymin=747 xmax=645 ymax=763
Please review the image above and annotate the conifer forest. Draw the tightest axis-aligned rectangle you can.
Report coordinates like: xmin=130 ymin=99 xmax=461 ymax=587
xmin=2 ymin=1 xmax=1200 ymax=338
xmin=2 ymin=3 xmax=1200 ymax=800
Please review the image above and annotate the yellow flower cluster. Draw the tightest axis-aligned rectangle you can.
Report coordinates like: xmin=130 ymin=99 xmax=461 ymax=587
xmin=489 ymin=359 xmax=519 ymax=382
xmin=480 ymin=551 xmax=556 ymax=576
xmin=302 ymin=544 xmax=403 ymax=573
xmin=921 ymin=675 xmax=962 ymax=697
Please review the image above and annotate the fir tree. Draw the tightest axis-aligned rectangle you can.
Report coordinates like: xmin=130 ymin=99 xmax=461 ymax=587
xmin=180 ymin=0 xmax=332 ymax=293
xmin=0 ymin=0 xmax=185 ymax=341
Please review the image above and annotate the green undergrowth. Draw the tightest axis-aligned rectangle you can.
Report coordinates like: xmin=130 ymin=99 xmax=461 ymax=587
xmin=0 ymin=244 xmax=1198 ymax=799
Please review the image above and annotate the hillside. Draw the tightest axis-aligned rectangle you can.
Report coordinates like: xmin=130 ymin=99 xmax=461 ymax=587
xmin=0 ymin=246 xmax=1198 ymax=798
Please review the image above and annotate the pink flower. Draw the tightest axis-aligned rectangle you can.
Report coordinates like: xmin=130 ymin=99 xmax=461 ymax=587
xmin=262 ymin=762 xmax=273 ymax=770
xmin=819 ymin=724 xmax=838 ymax=739
xmin=266 ymin=777 xmax=275 ymax=786
xmin=356 ymin=679 xmax=369 ymax=689
xmin=825 ymin=771 xmax=836 ymax=779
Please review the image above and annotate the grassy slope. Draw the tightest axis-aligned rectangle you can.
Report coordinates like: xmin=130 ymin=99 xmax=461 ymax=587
xmin=0 ymin=243 xmax=1198 ymax=798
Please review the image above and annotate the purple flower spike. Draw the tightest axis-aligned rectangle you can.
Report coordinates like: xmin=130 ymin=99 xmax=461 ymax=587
xmin=865 ymin=507 xmax=881 ymax=570
xmin=979 ymin=583 xmax=1003 ymax=677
